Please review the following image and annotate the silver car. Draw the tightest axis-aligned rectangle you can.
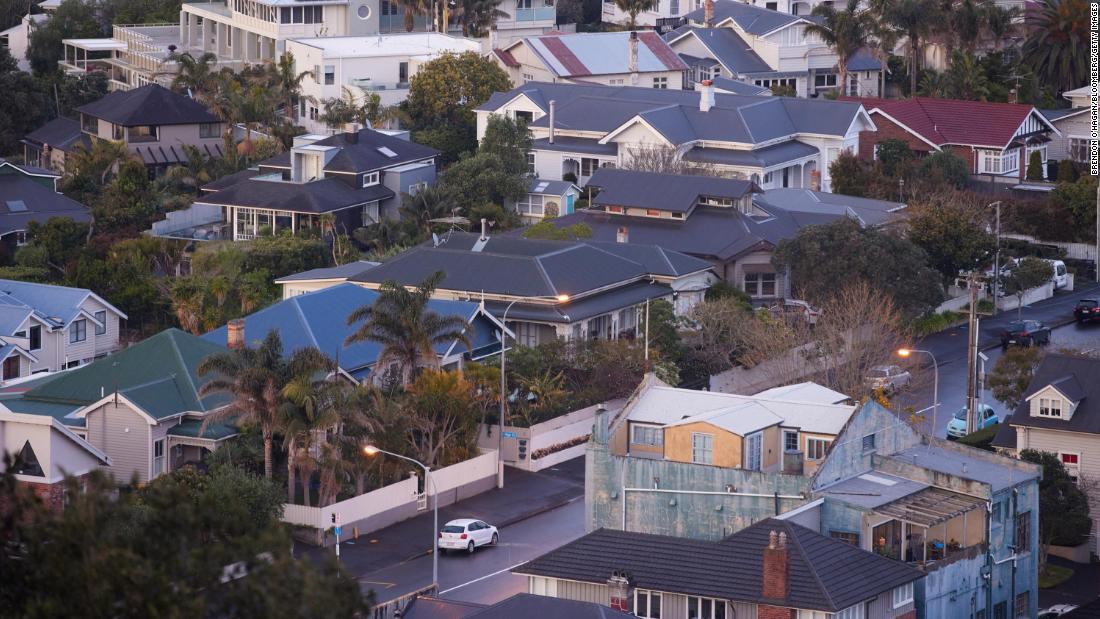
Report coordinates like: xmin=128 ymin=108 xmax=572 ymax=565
xmin=865 ymin=365 xmax=912 ymax=392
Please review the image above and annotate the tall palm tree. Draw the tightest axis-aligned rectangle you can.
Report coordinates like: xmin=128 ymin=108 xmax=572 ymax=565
xmin=281 ymin=373 xmax=343 ymax=505
xmin=345 ymin=272 xmax=472 ymax=386
xmin=396 ymin=0 xmax=429 ymax=31
xmin=1023 ymin=0 xmax=1088 ymax=93
xmin=886 ymin=0 xmax=939 ymax=96
xmin=805 ymin=0 xmax=872 ymax=97
xmin=198 ymin=330 xmax=332 ymax=479
xmin=400 ymin=185 xmax=455 ymax=236
xmin=614 ymin=0 xmax=655 ymax=30
xmin=868 ymin=21 xmax=899 ymax=97
xmin=171 ymin=52 xmax=220 ymax=98
xmin=270 ymin=52 xmax=313 ymax=122
xmin=454 ymin=0 xmax=509 ymax=36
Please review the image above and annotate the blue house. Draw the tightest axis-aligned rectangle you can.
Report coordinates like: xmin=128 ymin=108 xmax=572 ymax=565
xmin=203 ymin=283 xmax=509 ymax=383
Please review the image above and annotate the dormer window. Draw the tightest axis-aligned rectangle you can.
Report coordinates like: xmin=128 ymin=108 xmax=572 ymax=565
xmin=700 ymin=196 xmax=734 ymax=207
xmin=1039 ymin=397 xmax=1063 ymax=418
xmin=363 ymin=171 xmax=380 ymax=187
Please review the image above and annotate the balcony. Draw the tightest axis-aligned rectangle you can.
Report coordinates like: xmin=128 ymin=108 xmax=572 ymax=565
xmin=515 ymin=6 xmax=556 ymax=21
xmin=870 ymin=487 xmax=988 ymax=567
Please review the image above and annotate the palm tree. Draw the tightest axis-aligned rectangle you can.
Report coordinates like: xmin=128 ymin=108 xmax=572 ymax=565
xmin=270 ymin=52 xmax=313 ymax=122
xmin=198 ymin=330 xmax=332 ymax=479
xmin=805 ymin=0 xmax=872 ymax=97
xmin=614 ymin=0 xmax=655 ymax=30
xmin=454 ymin=0 xmax=509 ymax=36
xmin=1023 ymin=0 xmax=1089 ymax=93
xmin=396 ymin=0 xmax=429 ymax=31
xmin=345 ymin=272 xmax=472 ymax=386
xmin=868 ymin=20 xmax=899 ymax=97
xmin=885 ymin=0 xmax=939 ymax=96
xmin=171 ymin=51 xmax=220 ymax=98
xmin=281 ymin=373 xmax=343 ymax=505
xmin=400 ymin=185 xmax=455 ymax=237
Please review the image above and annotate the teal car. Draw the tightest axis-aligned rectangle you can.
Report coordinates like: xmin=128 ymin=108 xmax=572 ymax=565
xmin=946 ymin=404 xmax=998 ymax=439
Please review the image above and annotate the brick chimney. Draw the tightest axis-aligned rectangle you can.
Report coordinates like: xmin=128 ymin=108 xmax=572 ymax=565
xmin=704 ymin=0 xmax=714 ymax=27
xmin=227 ymin=319 xmax=245 ymax=350
xmin=608 ymin=571 xmax=630 ymax=611
xmin=629 ymin=31 xmax=639 ymax=86
xmin=762 ymin=530 xmax=789 ymax=600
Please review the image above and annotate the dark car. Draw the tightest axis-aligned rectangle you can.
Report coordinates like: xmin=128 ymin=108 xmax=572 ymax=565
xmin=1000 ymin=320 xmax=1051 ymax=348
xmin=1074 ymin=299 xmax=1100 ymax=323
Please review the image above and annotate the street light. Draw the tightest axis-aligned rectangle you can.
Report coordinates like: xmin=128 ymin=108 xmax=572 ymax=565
xmin=897 ymin=348 xmax=939 ymax=439
xmin=498 ymin=294 xmax=570 ymax=488
xmin=362 ymin=445 xmax=439 ymax=593
xmin=988 ymin=201 xmax=1002 ymax=316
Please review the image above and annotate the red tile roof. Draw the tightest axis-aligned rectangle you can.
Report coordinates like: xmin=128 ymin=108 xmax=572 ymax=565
xmin=848 ymin=97 xmax=1040 ymax=149
xmin=492 ymin=48 xmax=520 ymax=68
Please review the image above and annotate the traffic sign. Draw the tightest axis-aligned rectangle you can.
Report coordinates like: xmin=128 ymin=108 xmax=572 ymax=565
xmin=334 ymin=526 xmax=342 ymax=537
xmin=502 ymin=431 xmax=518 ymax=439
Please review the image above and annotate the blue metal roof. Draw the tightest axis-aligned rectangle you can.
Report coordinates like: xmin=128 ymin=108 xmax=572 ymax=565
xmin=0 ymin=279 xmax=124 ymax=330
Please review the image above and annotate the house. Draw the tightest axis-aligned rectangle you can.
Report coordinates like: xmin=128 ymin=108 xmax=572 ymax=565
xmin=0 ymin=160 xmax=92 ymax=254
xmin=508 ymin=178 xmax=582 ymax=223
xmin=1063 ymin=85 xmax=1092 ymax=109
xmin=274 ymin=260 xmax=379 ymax=299
xmin=400 ymin=593 xmax=637 ymax=618
xmin=991 ymin=353 xmax=1100 ymax=554
xmin=73 ymin=84 xmax=227 ymax=175
xmin=543 ymin=167 xmax=904 ymax=298
xmin=21 ymin=117 xmax=90 ymax=173
xmin=0 ymin=329 xmax=237 ymax=485
xmin=848 ymin=96 xmax=1060 ymax=183
xmin=491 ymin=31 xmax=689 ymax=90
xmin=1 ymin=10 xmax=50 ymax=72
xmin=476 ymin=80 xmax=876 ymax=191
xmin=148 ymin=128 xmax=439 ymax=241
xmin=609 ymin=373 xmax=856 ymax=475
xmin=203 ymin=283 xmax=508 ymax=382
xmin=516 ymin=517 xmax=924 ymax=618
xmin=286 ymin=33 xmax=482 ymax=134
xmin=666 ymin=2 xmax=883 ymax=98
xmin=0 ymin=279 xmax=127 ymax=379
xmin=1040 ymin=106 xmax=1091 ymax=171
xmin=58 ymin=0 xmax=555 ymax=91
xmin=347 ymin=231 xmax=717 ymax=345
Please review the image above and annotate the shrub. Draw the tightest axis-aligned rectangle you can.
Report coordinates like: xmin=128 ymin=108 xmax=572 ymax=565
xmin=1057 ymin=159 xmax=1076 ymax=183
xmin=1026 ymin=150 xmax=1044 ymax=181
xmin=917 ymin=150 xmax=970 ymax=189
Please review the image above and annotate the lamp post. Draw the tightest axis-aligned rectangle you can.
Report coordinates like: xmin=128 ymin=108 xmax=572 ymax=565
xmin=363 ymin=445 xmax=439 ymax=593
xmin=988 ymin=201 xmax=1002 ymax=316
xmin=498 ymin=294 xmax=569 ymax=488
xmin=897 ymin=348 xmax=939 ymax=438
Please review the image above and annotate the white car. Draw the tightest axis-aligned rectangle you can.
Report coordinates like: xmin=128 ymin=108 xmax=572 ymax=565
xmin=865 ymin=365 xmax=912 ymax=392
xmin=438 ymin=518 xmax=498 ymax=554
xmin=1038 ymin=604 xmax=1078 ymax=618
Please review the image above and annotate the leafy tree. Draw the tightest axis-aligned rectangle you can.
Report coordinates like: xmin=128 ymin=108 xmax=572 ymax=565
xmin=644 ymin=298 xmax=683 ymax=367
xmin=91 ymin=158 xmax=159 ymax=234
xmin=916 ymin=149 xmax=970 ymax=189
xmin=1051 ymin=174 xmax=1098 ymax=236
xmin=345 ymin=272 xmax=472 ymax=386
xmin=1026 ymin=150 xmax=1044 ymax=181
xmin=479 ymin=115 xmax=533 ymax=176
xmin=614 ymin=0 xmax=655 ymax=29
xmin=1020 ymin=449 xmax=1091 ymax=563
xmin=27 ymin=0 xmax=103 ymax=74
xmin=804 ymin=0 xmax=871 ymax=95
xmin=523 ymin=220 xmax=593 ymax=240
xmin=906 ymin=193 xmax=995 ymax=285
xmin=987 ymin=346 xmax=1043 ymax=409
xmin=0 ymin=48 xmax=49 ymax=156
xmin=1023 ymin=0 xmax=1089 ymax=93
xmin=772 ymin=218 xmax=944 ymax=316
xmin=405 ymin=369 xmax=480 ymax=466
xmin=1003 ymin=256 xmax=1054 ymax=318
xmin=17 ymin=217 xmax=89 ymax=276
xmin=874 ymin=139 xmax=913 ymax=177
xmin=439 ymin=151 xmax=528 ymax=215
xmin=829 ymin=151 xmax=870 ymax=197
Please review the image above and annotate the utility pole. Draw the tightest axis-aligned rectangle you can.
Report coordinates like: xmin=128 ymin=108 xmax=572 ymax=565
xmin=966 ymin=273 xmax=980 ymax=435
xmin=990 ymin=201 xmax=1001 ymax=316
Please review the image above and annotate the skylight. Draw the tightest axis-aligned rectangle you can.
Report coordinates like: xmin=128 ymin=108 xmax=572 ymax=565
xmin=6 ymin=200 xmax=27 ymax=212
xmin=534 ymin=182 xmax=549 ymax=192
xmin=377 ymin=146 xmax=398 ymax=158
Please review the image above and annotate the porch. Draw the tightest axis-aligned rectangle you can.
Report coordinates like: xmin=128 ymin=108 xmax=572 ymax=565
xmin=869 ymin=487 xmax=987 ymax=566
xmin=162 ymin=418 xmax=239 ymax=475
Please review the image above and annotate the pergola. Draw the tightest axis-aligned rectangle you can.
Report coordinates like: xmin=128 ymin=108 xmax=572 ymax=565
xmin=871 ymin=487 xmax=987 ymax=564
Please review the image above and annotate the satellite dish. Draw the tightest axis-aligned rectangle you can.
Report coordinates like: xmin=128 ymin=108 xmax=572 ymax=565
xmin=432 ymin=233 xmax=440 ymax=247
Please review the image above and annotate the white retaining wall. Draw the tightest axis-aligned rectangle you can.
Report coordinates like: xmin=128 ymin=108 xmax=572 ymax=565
xmin=477 ymin=400 xmax=626 ymax=472
xmin=997 ymin=281 xmax=1054 ymax=312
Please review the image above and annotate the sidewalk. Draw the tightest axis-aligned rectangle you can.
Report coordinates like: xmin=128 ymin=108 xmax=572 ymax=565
xmin=918 ymin=283 xmax=1100 ymax=366
xmin=297 ymin=456 xmax=585 ymax=578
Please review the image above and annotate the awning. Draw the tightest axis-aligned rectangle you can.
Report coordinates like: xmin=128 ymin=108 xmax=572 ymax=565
xmin=874 ymin=487 xmax=986 ymax=528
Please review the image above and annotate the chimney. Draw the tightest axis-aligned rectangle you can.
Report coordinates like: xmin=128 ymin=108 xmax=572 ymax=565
xmin=629 ymin=32 xmax=639 ymax=86
xmin=699 ymin=79 xmax=714 ymax=112
xmin=489 ymin=25 xmax=498 ymax=51
xmin=549 ymin=100 xmax=556 ymax=144
xmin=345 ymin=130 xmax=359 ymax=144
xmin=617 ymin=226 xmax=629 ymax=243
xmin=593 ymin=403 xmax=610 ymax=445
xmin=762 ymin=530 xmax=789 ymax=601
xmin=480 ymin=217 xmax=490 ymax=241
xmin=704 ymin=0 xmax=714 ymax=27
xmin=607 ymin=572 xmax=630 ymax=611
xmin=227 ymin=319 xmax=245 ymax=350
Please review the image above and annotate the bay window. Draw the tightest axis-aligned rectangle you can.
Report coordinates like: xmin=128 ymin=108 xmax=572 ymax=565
xmin=978 ymin=149 xmax=1019 ymax=175
xmin=743 ymin=271 xmax=777 ymax=298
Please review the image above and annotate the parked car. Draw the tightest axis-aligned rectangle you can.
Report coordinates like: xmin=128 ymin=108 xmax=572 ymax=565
xmin=1038 ymin=604 xmax=1078 ymax=618
xmin=1074 ymin=299 xmax=1100 ymax=323
xmin=438 ymin=518 xmax=498 ymax=554
xmin=766 ymin=299 xmax=823 ymax=326
xmin=864 ymin=365 xmax=912 ymax=392
xmin=945 ymin=404 xmax=998 ymax=439
xmin=1000 ymin=320 xmax=1052 ymax=348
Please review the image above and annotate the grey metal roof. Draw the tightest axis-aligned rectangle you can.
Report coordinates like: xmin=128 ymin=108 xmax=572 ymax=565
xmin=516 ymin=519 xmax=923 ymax=613
xmin=589 ymin=167 xmax=756 ymax=213
xmin=197 ymin=177 xmax=394 ymax=214
xmin=0 ymin=174 xmax=91 ymax=236
xmin=531 ymin=136 xmax=619 ymax=156
xmin=526 ymin=178 xmax=577 ymax=196
xmin=846 ymin=48 xmax=883 ymax=72
xmin=816 ymin=472 xmax=928 ymax=510
xmin=200 ymin=167 xmax=262 ymax=192
xmin=76 ymin=84 xmax=220 ymax=126
xmin=754 ymin=188 xmax=905 ymax=227
xmin=1040 ymin=107 xmax=1087 ymax=122
xmin=890 ymin=444 xmax=1039 ymax=492
xmin=274 ymin=260 xmax=380 ymax=283
xmin=684 ymin=139 xmax=818 ymax=168
xmin=671 ymin=28 xmax=772 ymax=74
xmin=684 ymin=0 xmax=806 ymax=34
xmin=1008 ymin=354 xmax=1100 ymax=435
xmin=712 ymin=76 xmax=772 ymax=96
xmin=485 ymin=281 xmax=673 ymax=323
xmin=307 ymin=129 xmax=440 ymax=173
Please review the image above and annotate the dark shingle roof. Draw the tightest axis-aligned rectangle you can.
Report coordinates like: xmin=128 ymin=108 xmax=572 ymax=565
xmin=401 ymin=594 xmax=635 ymax=619
xmin=516 ymin=519 xmax=923 ymax=612
xmin=22 ymin=116 xmax=87 ymax=152
xmin=303 ymin=129 xmax=439 ymax=173
xmin=0 ymin=173 xmax=92 ymax=235
xmin=198 ymin=177 xmax=394 ymax=214
xmin=684 ymin=0 xmax=806 ymax=34
xmin=1009 ymin=354 xmax=1100 ymax=435
xmin=76 ymin=84 xmax=220 ymax=126
xmin=589 ymin=167 xmax=756 ymax=213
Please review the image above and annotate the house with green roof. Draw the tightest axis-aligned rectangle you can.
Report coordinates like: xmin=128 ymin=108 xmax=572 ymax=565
xmin=0 ymin=328 xmax=237 ymax=485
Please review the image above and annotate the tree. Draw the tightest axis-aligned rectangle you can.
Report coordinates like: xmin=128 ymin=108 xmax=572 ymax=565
xmin=281 ymin=374 xmax=343 ymax=505
xmin=438 ymin=151 xmax=528 ymax=215
xmin=1020 ymin=449 xmax=1091 ymax=571
xmin=405 ymin=369 xmax=480 ymax=467
xmin=773 ymin=218 xmax=944 ymax=316
xmin=171 ymin=51 xmax=220 ymax=98
xmin=345 ymin=272 xmax=472 ymax=386
xmin=27 ymin=0 xmax=103 ymax=74
xmin=197 ymin=330 xmax=332 ymax=479
xmin=905 ymin=192 xmax=995 ymax=285
xmin=454 ymin=0 xmax=508 ymax=36
xmin=1023 ymin=0 xmax=1089 ymax=94
xmin=0 ymin=48 xmax=49 ymax=156
xmin=1051 ymin=174 xmax=1098 ymax=237
xmin=885 ymin=0 xmax=939 ymax=96
xmin=1026 ymin=150 xmax=1045 ymax=181
xmin=18 ymin=217 xmax=90 ymax=277
xmin=1003 ymin=256 xmax=1053 ymax=319
xmin=523 ymin=220 xmax=593 ymax=240
xmin=987 ymin=346 xmax=1043 ymax=410
xmin=804 ymin=0 xmax=871 ymax=95
xmin=1056 ymin=160 xmax=1076 ymax=183
xmin=916 ymin=149 xmax=970 ymax=189
xmin=479 ymin=114 xmax=533 ymax=177
xmin=395 ymin=0 xmax=428 ymax=31
xmin=621 ymin=143 xmax=729 ymax=177
xmin=614 ymin=0 xmax=655 ymax=29
xmin=270 ymin=52 xmax=312 ymax=123
xmin=829 ymin=151 xmax=870 ymax=197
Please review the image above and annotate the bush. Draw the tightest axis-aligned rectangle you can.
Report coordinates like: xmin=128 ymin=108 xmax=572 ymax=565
xmin=1057 ymin=159 xmax=1076 ymax=183
xmin=917 ymin=150 xmax=970 ymax=189
xmin=829 ymin=152 xmax=869 ymax=197
xmin=956 ymin=424 xmax=998 ymax=451
xmin=1026 ymin=150 xmax=1044 ymax=181
xmin=913 ymin=310 xmax=963 ymax=335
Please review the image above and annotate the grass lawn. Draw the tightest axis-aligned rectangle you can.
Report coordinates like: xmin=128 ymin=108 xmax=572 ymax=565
xmin=1039 ymin=564 xmax=1074 ymax=589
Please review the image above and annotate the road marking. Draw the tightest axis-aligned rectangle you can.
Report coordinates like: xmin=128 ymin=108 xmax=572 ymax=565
xmin=437 ymin=560 xmax=529 ymax=596
xmin=359 ymin=580 xmax=398 ymax=589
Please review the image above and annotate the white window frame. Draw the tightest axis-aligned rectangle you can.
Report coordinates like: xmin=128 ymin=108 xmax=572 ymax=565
xmin=806 ymin=437 xmax=830 ymax=461
xmin=94 ymin=310 xmax=107 ymax=336
xmin=361 ymin=201 xmax=380 ymax=226
xmin=324 ymin=64 xmax=335 ymax=85
xmin=152 ymin=438 xmax=166 ymax=477
xmin=892 ymin=582 xmax=914 ymax=608
xmin=836 ymin=604 xmax=866 ymax=619
xmin=1060 ymin=451 xmax=1081 ymax=483
xmin=743 ymin=272 xmax=777 ymax=298
xmin=783 ymin=430 xmax=799 ymax=452
xmin=691 ymin=432 xmax=713 ymax=464
xmin=69 ymin=319 xmax=86 ymax=344
xmin=652 ymin=76 xmax=668 ymax=89
xmin=686 ymin=596 xmax=727 ymax=619
xmin=1069 ymin=136 xmax=1092 ymax=163
xmin=28 ymin=325 xmax=41 ymax=351
xmin=745 ymin=432 xmax=762 ymax=471
xmin=635 ymin=589 xmax=662 ymax=618
xmin=408 ymin=181 xmax=427 ymax=196
xmin=631 ymin=423 xmax=663 ymax=447
xmin=363 ymin=171 xmax=380 ymax=187
xmin=1039 ymin=397 xmax=1063 ymax=418
xmin=525 ymin=152 xmax=535 ymax=174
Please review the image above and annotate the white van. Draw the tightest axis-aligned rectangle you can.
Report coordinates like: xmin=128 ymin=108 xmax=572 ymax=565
xmin=1047 ymin=259 xmax=1069 ymax=289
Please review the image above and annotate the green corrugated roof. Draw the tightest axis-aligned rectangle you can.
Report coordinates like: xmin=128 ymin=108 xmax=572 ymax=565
xmin=0 ymin=396 xmax=85 ymax=426
xmin=167 ymin=418 xmax=238 ymax=440
xmin=22 ymin=328 xmax=229 ymax=420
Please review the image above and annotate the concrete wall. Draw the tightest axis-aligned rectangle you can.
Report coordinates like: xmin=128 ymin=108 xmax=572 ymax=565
xmin=477 ymin=400 xmax=619 ymax=472
xmin=996 ymin=281 xmax=1053 ymax=312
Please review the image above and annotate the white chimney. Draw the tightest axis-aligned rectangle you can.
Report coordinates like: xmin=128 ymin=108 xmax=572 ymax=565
xmin=490 ymin=25 xmax=498 ymax=50
xmin=629 ymin=31 xmax=639 ymax=86
xmin=699 ymin=79 xmax=714 ymax=112
xmin=549 ymin=100 xmax=556 ymax=144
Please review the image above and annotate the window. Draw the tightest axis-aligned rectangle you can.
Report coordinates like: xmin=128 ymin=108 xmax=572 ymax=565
xmin=635 ymin=590 xmax=661 ymax=618
xmin=94 ymin=310 xmax=106 ymax=335
xmin=1015 ymin=510 xmax=1030 ymax=551
xmin=743 ymin=272 xmax=777 ymax=298
xmin=69 ymin=319 xmax=86 ymax=343
xmin=994 ymin=601 xmax=1007 ymax=619
xmin=153 ymin=438 xmax=165 ymax=477
xmin=112 ymin=123 xmax=124 ymax=140
xmin=324 ymin=65 xmax=335 ymax=85
xmin=652 ymin=77 xmax=668 ymax=89
xmin=631 ymin=424 xmax=663 ymax=447
xmin=129 ymin=125 xmax=158 ymax=141
xmin=1038 ymin=397 xmax=1062 ymax=417
xmin=3 ymin=355 xmax=20 ymax=380
xmin=28 ymin=325 xmax=41 ymax=351
xmin=979 ymin=149 xmax=1020 ymax=175
xmin=646 ymin=209 xmax=662 ymax=217
xmin=82 ymin=114 xmax=98 ymax=134
xmin=381 ymin=0 xmax=399 ymax=15
xmin=525 ymin=151 xmax=535 ymax=174
xmin=609 ymin=78 xmax=624 ymax=85
xmin=1061 ymin=453 xmax=1081 ymax=483
xmin=670 ymin=0 xmax=679 ymax=13
xmin=836 ymin=605 xmax=864 ymax=619
xmin=408 ymin=181 xmax=427 ymax=196
xmin=745 ymin=432 xmax=762 ymax=471
xmin=200 ymin=122 xmax=220 ymax=138
xmin=361 ymin=201 xmax=380 ymax=226
xmin=1069 ymin=137 xmax=1092 ymax=163
xmin=892 ymin=582 xmax=914 ymax=608
xmin=691 ymin=432 xmax=713 ymax=464
xmin=1014 ymin=592 xmax=1029 ymax=618
xmin=516 ymin=193 xmax=545 ymax=216
xmin=814 ymin=73 xmax=838 ymax=88
xmin=580 ymin=158 xmax=601 ymax=177
xmin=701 ymin=196 xmax=733 ymax=207
xmin=765 ymin=1 xmax=777 ymax=7
xmin=806 ymin=437 xmax=830 ymax=460
xmin=784 ymin=430 xmax=799 ymax=452
xmin=687 ymin=596 xmax=726 ymax=619
xmin=607 ymin=206 xmax=624 ymax=214
xmin=363 ymin=171 xmax=380 ymax=187
xmin=830 ymin=531 xmax=859 ymax=546
xmin=992 ymin=500 xmax=1003 ymax=523
xmin=862 ymin=433 xmax=876 ymax=451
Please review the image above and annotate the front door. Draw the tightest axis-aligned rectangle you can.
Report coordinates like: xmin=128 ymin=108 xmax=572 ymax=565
xmin=746 ymin=433 xmax=762 ymax=470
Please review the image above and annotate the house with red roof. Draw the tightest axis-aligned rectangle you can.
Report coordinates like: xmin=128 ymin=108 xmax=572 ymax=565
xmin=849 ymin=97 xmax=1060 ymax=182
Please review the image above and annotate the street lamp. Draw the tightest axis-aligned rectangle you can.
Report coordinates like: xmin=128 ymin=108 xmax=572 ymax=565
xmin=498 ymin=294 xmax=569 ymax=488
xmin=988 ymin=201 xmax=1002 ymax=316
xmin=363 ymin=445 xmax=439 ymax=593
xmin=897 ymin=348 xmax=939 ymax=438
